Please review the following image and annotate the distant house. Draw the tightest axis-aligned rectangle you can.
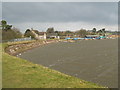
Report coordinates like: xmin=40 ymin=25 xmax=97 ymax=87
xmin=24 ymin=29 xmax=46 ymax=40
xmin=31 ymin=30 xmax=46 ymax=40
xmin=38 ymin=32 xmax=47 ymax=39
xmin=47 ymin=33 xmax=59 ymax=39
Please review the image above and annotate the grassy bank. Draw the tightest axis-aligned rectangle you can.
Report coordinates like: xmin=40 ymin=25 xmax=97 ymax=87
xmin=2 ymin=41 xmax=105 ymax=88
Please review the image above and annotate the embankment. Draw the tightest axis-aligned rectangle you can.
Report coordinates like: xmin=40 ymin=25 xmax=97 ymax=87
xmin=5 ymin=40 xmax=58 ymax=56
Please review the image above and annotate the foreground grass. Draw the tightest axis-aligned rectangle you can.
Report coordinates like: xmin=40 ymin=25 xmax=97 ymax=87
xmin=2 ymin=42 xmax=105 ymax=88
xmin=0 ymin=43 xmax=2 ymax=89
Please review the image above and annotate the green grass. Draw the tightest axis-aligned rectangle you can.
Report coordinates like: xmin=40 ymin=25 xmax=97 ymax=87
xmin=0 ymin=43 xmax=2 ymax=89
xmin=2 ymin=42 xmax=106 ymax=88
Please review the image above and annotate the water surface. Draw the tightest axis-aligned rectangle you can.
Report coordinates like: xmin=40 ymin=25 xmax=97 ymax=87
xmin=19 ymin=39 xmax=118 ymax=88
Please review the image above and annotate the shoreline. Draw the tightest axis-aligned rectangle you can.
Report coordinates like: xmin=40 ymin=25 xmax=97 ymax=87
xmin=5 ymin=38 xmax=116 ymax=56
xmin=18 ymin=39 xmax=117 ymax=88
xmin=5 ymin=39 xmax=59 ymax=56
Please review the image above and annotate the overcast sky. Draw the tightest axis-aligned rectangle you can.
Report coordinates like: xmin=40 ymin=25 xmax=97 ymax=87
xmin=2 ymin=2 xmax=118 ymax=32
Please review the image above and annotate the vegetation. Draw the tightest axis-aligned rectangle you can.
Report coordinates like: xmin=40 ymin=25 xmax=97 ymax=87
xmin=24 ymin=29 xmax=35 ymax=38
xmin=1 ymin=20 xmax=22 ymax=41
xmin=1 ymin=20 xmax=118 ymax=41
xmin=1 ymin=20 xmax=12 ymax=30
xmin=97 ymin=28 xmax=106 ymax=36
xmin=92 ymin=28 xmax=97 ymax=33
xmin=46 ymin=27 xmax=54 ymax=33
xmin=2 ymin=42 xmax=105 ymax=88
xmin=0 ymin=43 xmax=2 ymax=89
xmin=2 ymin=28 xmax=22 ymax=41
xmin=0 ymin=19 xmax=118 ymax=88
xmin=76 ymin=29 xmax=87 ymax=38
xmin=50 ymin=28 xmax=107 ymax=39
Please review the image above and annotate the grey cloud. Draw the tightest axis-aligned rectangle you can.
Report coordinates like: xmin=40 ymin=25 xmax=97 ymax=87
xmin=2 ymin=2 xmax=118 ymax=25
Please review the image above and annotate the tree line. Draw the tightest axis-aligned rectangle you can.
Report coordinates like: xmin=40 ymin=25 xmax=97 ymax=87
xmin=1 ymin=20 xmax=22 ymax=41
xmin=1 ymin=20 xmax=107 ymax=41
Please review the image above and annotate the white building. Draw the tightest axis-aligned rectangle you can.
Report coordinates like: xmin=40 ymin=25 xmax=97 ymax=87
xmin=31 ymin=30 xmax=46 ymax=40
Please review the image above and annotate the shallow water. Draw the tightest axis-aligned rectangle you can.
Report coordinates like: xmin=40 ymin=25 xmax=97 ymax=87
xmin=19 ymin=39 xmax=118 ymax=88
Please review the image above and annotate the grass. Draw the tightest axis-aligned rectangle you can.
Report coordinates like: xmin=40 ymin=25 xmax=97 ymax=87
xmin=2 ymin=42 xmax=107 ymax=88
xmin=0 ymin=43 xmax=2 ymax=89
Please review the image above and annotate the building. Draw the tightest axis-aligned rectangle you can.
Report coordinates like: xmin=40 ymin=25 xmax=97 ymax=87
xmin=31 ymin=30 xmax=46 ymax=40
xmin=38 ymin=32 xmax=46 ymax=39
xmin=46 ymin=33 xmax=59 ymax=39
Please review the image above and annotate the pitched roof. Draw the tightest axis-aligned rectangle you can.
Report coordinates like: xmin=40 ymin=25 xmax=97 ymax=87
xmin=32 ymin=30 xmax=46 ymax=35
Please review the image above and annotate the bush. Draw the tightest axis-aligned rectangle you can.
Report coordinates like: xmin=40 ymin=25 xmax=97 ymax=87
xmin=2 ymin=29 xmax=22 ymax=41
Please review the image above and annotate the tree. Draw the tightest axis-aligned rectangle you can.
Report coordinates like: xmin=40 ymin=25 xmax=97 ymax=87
xmin=24 ymin=29 xmax=35 ymax=38
xmin=5 ymin=25 xmax=12 ymax=30
xmin=1 ymin=20 xmax=23 ymax=41
xmin=65 ymin=30 xmax=71 ymax=34
xmin=76 ymin=29 xmax=87 ymax=38
xmin=56 ymin=31 xmax=65 ymax=36
xmin=46 ymin=27 xmax=54 ymax=33
xmin=97 ymin=30 xmax=102 ymax=35
xmin=92 ymin=28 xmax=96 ymax=33
xmin=97 ymin=28 xmax=106 ymax=35
xmin=1 ymin=20 xmax=12 ymax=30
xmin=12 ymin=27 xmax=22 ymax=38
xmin=2 ymin=28 xmax=22 ymax=40
xmin=1 ymin=20 xmax=7 ymax=30
xmin=54 ymin=31 xmax=58 ymax=33
xmin=101 ymin=28 xmax=106 ymax=36
xmin=101 ymin=28 xmax=105 ymax=33
xmin=64 ymin=30 xmax=75 ymax=37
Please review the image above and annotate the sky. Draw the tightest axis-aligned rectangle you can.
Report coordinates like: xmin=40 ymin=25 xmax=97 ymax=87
xmin=2 ymin=2 xmax=118 ymax=33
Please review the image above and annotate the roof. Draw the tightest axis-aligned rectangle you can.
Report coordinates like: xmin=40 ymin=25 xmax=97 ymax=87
xmin=32 ymin=30 xmax=46 ymax=35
